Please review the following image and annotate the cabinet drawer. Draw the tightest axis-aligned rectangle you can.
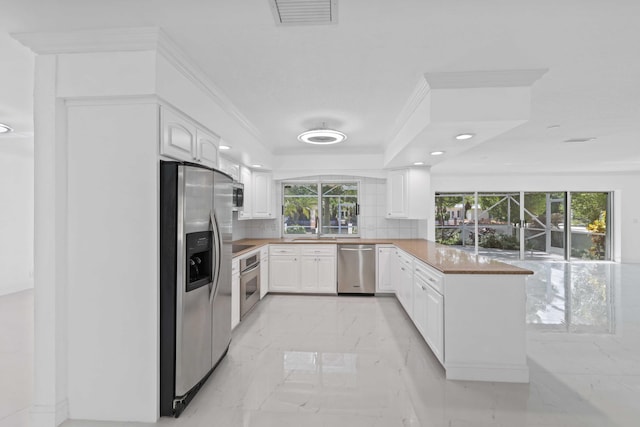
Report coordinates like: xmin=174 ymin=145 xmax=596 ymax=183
xmin=414 ymin=260 xmax=443 ymax=294
xmin=300 ymin=245 xmax=336 ymax=256
xmin=396 ymin=249 xmax=414 ymax=269
xmin=270 ymin=245 xmax=299 ymax=256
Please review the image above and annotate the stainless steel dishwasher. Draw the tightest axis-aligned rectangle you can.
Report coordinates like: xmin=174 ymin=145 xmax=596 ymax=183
xmin=337 ymin=244 xmax=376 ymax=294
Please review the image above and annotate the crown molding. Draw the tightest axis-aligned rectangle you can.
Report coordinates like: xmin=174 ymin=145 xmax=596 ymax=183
xmin=424 ymin=69 xmax=548 ymax=89
xmin=11 ymin=26 xmax=264 ymax=144
xmin=387 ymin=75 xmax=431 ymax=143
xmin=154 ymin=31 xmax=264 ymax=142
xmin=11 ymin=27 xmax=162 ymax=54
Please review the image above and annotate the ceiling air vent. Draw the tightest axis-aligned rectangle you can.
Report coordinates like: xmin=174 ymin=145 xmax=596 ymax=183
xmin=269 ymin=0 xmax=338 ymax=25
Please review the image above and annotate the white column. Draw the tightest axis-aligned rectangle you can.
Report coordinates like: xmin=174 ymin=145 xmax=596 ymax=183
xmin=31 ymin=54 xmax=69 ymax=427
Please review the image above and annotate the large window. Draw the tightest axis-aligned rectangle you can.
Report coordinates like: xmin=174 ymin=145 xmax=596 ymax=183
xmin=435 ymin=191 xmax=612 ymax=261
xmin=283 ymin=182 xmax=359 ymax=236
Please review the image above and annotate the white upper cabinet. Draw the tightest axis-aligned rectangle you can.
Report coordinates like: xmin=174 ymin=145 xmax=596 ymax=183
xmin=161 ymin=107 xmax=196 ymax=161
xmin=238 ymin=166 xmax=252 ymax=220
xmin=160 ymin=106 xmax=219 ymax=168
xmin=218 ymin=156 xmax=240 ymax=181
xmin=238 ymin=168 xmax=275 ymax=220
xmin=386 ymin=168 xmax=430 ymax=219
xmin=196 ymin=128 xmax=219 ymax=169
xmin=252 ymin=171 xmax=274 ymax=218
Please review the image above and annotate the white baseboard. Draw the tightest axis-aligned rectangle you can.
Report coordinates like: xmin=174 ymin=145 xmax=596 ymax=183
xmin=29 ymin=399 xmax=68 ymax=427
xmin=0 ymin=281 xmax=34 ymax=297
xmin=445 ymin=362 xmax=530 ymax=383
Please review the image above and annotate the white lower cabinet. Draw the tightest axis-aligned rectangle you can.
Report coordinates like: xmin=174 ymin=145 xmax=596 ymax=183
xmin=269 ymin=244 xmax=337 ymax=294
xmin=396 ymin=250 xmax=414 ymax=317
xmin=300 ymin=246 xmax=337 ymax=293
xmin=412 ymin=259 xmax=444 ymax=365
xmin=376 ymin=245 xmax=395 ymax=293
xmin=269 ymin=254 xmax=300 ymax=292
xmin=424 ymin=282 xmax=444 ymax=364
xmin=259 ymin=246 xmax=269 ymax=299
xmin=231 ymin=258 xmax=240 ymax=330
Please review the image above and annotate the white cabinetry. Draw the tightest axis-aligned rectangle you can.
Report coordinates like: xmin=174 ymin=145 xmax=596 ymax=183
xmin=231 ymin=258 xmax=240 ymax=330
xmin=413 ymin=260 xmax=444 ymax=364
xmin=269 ymin=245 xmax=337 ymax=294
xmin=195 ymin=128 xmax=219 ymax=169
xmin=300 ymin=245 xmax=337 ymax=293
xmin=376 ymin=245 xmax=395 ymax=293
xmin=260 ymin=246 xmax=269 ymax=299
xmin=425 ymin=281 xmax=444 ymax=364
xmin=238 ymin=166 xmax=252 ymax=220
xmin=386 ymin=168 xmax=430 ymax=219
xmin=237 ymin=167 xmax=275 ymax=220
xmin=396 ymin=249 xmax=414 ymax=317
xmin=252 ymin=171 xmax=274 ymax=218
xmin=160 ymin=106 xmax=219 ymax=168
xmin=218 ymin=156 xmax=240 ymax=181
xmin=269 ymin=245 xmax=300 ymax=292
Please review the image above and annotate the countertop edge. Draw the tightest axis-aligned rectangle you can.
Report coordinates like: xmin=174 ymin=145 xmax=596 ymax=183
xmin=232 ymin=238 xmax=533 ymax=275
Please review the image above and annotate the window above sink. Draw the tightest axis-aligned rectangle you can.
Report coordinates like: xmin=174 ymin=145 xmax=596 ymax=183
xmin=282 ymin=181 xmax=360 ymax=238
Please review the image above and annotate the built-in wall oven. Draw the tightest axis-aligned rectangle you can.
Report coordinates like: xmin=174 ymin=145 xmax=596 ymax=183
xmin=239 ymin=252 xmax=260 ymax=319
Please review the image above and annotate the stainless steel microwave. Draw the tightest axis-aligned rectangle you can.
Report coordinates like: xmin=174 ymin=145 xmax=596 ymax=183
xmin=232 ymin=182 xmax=244 ymax=210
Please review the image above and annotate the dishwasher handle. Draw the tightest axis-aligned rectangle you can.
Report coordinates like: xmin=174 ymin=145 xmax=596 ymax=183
xmin=340 ymin=247 xmax=373 ymax=251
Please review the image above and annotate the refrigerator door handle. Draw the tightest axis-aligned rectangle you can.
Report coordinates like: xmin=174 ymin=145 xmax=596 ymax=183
xmin=209 ymin=210 xmax=222 ymax=304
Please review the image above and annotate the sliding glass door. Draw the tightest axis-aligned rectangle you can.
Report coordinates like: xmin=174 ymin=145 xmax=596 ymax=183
xmin=522 ymin=192 xmax=566 ymax=261
xmin=569 ymin=192 xmax=611 ymax=260
xmin=435 ymin=191 xmax=612 ymax=261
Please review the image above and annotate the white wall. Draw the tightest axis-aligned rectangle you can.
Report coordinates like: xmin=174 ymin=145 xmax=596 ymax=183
xmin=0 ymin=147 xmax=34 ymax=295
xmin=65 ymin=103 xmax=159 ymax=421
xmin=431 ymin=171 xmax=640 ymax=263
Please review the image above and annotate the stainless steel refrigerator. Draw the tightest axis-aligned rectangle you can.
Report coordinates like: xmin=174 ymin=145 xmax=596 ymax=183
xmin=160 ymin=161 xmax=233 ymax=417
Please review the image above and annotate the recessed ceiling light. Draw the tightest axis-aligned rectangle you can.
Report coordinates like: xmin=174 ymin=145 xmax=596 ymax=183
xmin=430 ymin=151 xmax=445 ymax=156
xmin=252 ymin=164 xmax=262 ymax=168
xmin=219 ymin=144 xmax=231 ymax=150
xmin=546 ymin=124 xmax=561 ymax=130
xmin=298 ymin=127 xmax=347 ymax=145
xmin=455 ymin=133 xmax=474 ymax=140
xmin=563 ymin=137 xmax=596 ymax=143
xmin=413 ymin=161 xmax=425 ymax=166
xmin=0 ymin=123 xmax=13 ymax=133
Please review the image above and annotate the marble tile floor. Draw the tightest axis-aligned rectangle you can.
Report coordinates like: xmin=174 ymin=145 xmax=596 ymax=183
xmin=2 ymin=262 xmax=640 ymax=427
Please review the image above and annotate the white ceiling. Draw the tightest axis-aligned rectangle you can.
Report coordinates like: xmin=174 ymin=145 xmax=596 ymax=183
xmin=1 ymin=0 xmax=639 ymax=173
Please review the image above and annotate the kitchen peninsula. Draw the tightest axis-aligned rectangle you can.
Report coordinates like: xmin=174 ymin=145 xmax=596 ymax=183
xmin=233 ymin=238 xmax=533 ymax=383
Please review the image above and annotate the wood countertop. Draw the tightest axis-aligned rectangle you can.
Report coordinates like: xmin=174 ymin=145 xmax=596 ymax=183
xmin=231 ymin=238 xmax=533 ymax=275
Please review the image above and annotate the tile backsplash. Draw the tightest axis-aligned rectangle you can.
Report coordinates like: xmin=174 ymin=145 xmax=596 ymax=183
xmin=232 ymin=175 xmax=427 ymax=241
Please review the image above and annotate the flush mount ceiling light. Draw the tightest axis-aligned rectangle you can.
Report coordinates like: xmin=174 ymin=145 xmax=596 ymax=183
xmin=430 ymin=151 xmax=445 ymax=156
xmin=455 ymin=133 xmax=474 ymax=140
xmin=0 ymin=123 xmax=13 ymax=133
xmin=219 ymin=144 xmax=231 ymax=150
xmin=297 ymin=125 xmax=347 ymax=145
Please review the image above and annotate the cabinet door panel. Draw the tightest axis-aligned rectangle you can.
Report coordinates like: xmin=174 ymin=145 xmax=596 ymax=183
xmin=161 ymin=108 xmax=196 ymax=161
xmin=413 ymin=279 xmax=428 ymax=338
xmin=252 ymin=172 xmax=273 ymax=218
xmin=239 ymin=166 xmax=252 ymax=220
xmin=387 ymin=170 xmax=408 ymax=218
xmin=316 ymin=256 xmax=336 ymax=293
xmin=300 ymin=257 xmax=318 ymax=292
xmin=269 ymin=256 xmax=299 ymax=292
xmin=377 ymin=247 xmax=394 ymax=292
xmin=196 ymin=128 xmax=219 ymax=168
xmin=425 ymin=286 xmax=444 ymax=363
